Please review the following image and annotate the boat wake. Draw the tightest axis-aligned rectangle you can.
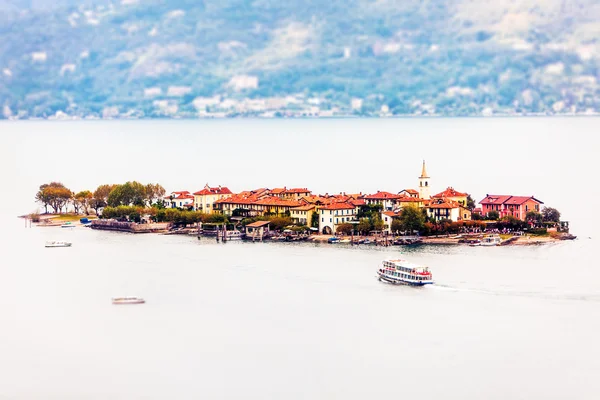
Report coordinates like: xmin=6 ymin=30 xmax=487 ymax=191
xmin=432 ymin=283 xmax=600 ymax=302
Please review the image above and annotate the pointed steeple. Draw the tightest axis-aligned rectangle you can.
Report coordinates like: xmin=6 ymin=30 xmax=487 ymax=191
xmin=420 ymin=160 xmax=429 ymax=178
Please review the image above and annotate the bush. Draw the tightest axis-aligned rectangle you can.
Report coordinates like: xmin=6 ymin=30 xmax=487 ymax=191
xmin=336 ymin=223 xmax=354 ymax=235
xmin=527 ymin=227 xmax=547 ymax=235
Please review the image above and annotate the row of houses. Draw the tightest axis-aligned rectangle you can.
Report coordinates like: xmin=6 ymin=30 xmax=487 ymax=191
xmin=163 ymin=162 xmax=544 ymax=234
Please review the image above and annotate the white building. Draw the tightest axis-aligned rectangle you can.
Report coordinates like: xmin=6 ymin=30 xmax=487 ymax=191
xmin=318 ymin=202 xmax=357 ymax=235
xmin=418 ymin=160 xmax=431 ymax=200
xmin=165 ymin=191 xmax=194 ymax=209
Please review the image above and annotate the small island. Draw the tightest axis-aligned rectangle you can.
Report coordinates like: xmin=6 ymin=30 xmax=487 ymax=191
xmin=28 ymin=161 xmax=574 ymax=247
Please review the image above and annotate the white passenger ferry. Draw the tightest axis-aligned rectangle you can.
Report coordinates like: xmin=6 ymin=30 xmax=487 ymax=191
xmin=377 ymin=259 xmax=433 ymax=286
xmin=45 ymin=241 xmax=72 ymax=248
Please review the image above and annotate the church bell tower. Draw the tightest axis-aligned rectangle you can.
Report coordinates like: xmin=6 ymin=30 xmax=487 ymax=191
xmin=418 ymin=160 xmax=430 ymax=199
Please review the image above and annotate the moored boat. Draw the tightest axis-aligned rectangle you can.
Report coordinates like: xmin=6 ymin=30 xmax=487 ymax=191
xmin=112 ymin=297 xmax=145 ymax=305
xmin=377 ymin=259 xmax=433 ymax=286
xmin=473 ymin=234 xmax=502 ymax=246
xmin=45 ymin=241 xmax=72 ymax=248
xmin=61 ymin=222 xmax=75 ymax=228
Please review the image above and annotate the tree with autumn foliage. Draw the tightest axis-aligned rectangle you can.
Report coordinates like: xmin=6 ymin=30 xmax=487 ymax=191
xmin=35 ymin=182 xmax=72 ymax=213
xmin=74 ymin=190 xmax=93 ymax=214
xmin=90 ymin=184 xmax=116 ymax=215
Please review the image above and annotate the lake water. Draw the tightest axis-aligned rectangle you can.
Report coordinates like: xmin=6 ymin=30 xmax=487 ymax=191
xmin=1 ymin=118 xmax=599 ymax=399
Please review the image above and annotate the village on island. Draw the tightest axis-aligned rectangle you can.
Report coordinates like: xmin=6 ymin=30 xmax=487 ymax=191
xmin=32 ymin=161 xmax=574 ymax=246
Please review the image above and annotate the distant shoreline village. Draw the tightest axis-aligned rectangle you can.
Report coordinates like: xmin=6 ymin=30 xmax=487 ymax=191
xmin=30 ymin=161 xmax=574 ymax=246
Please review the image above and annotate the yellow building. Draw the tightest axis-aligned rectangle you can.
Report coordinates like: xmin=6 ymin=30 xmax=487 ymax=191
xmin=290 ymin=204 xmax=316 ymax=226
xmin=193 ymin=184 xmax=233 ymax=214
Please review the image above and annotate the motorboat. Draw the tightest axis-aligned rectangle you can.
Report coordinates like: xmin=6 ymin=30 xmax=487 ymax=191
xmin=112 ymin=297 xmax=145 ymax=305
xmin=61 ymin=222 xmax=75 ymax=228
xmin=472 ymin=234 xmax=502 ymax=246
xmin=377 ymin=259 xmax=433 ymax=286
xmin=45 ymin=241 xmax=72 ymax=248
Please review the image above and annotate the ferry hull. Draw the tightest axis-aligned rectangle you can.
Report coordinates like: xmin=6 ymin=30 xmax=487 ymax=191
xmin=377 ymin=271 xmax=433 ymax=286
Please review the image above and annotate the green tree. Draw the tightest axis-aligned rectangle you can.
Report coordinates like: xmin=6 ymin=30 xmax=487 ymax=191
xmin=466 ymin=194 xmax=476 ymax=211
xmin=35 ymin=184 xmax=51 ymax=213
xmin=486 ymin=210 xmax=500 ymax=221
xmin=372 ymin=215 xmax=385 ymax=232
xmin=310 ymin=211 xmax=319 ymax=228
xmin=525 ymin=211 xmax=542 ymax=225
xmin=91 ymin=184 xmax=116 ymax=215
xmin=399 ymin=205 xmax=425 ymax=233
xmin=107 ymin=181 xmax=147 ymax=207
xmin=145 ymin=183 xmax=166 ymax=205
xmin=542 ymin=207 xmax=560 ymax=222
xmin=336 ymin=223 xmax=354 ymax=235
xmin=391 ymin=219 xmax=403 ymax=233
xmin=74 ymin=190 xmax=93 ymax=215
xmin=357 ymin=218 xmax=372 ymax=235
xmin=38 ymin=182 xmax=72 ymax=213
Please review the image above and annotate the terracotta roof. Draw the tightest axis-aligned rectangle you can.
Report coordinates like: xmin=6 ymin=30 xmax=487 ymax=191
xmin=428 ymin=199 xmax=461 ymax=209
xmin=270 ymin=188 xmax=286 ymax=194
xmin=193 ymin=185 xmax=233 ymax=195
xmin=349 ymin=199 xmax=366 ymax=206
xmin=291 ymin=204 xmax=316 ymax=211
xmin=321 ymin=202 xmax=356 ymax=210
xmin=479 ymin=195 xmax=543 ymax=205
xmin=174 ymin=194 xmax=194 ymax=200
xmin=172 ymin=191 xmax=191 ymax=195
xmin=432 ymin=187 xmax=468 ymax=198
xmin=382 ymin=211 xmax=398 ymax=217
xmin=214 ymin=194 xmax=257 ymax=205
xmin=246 ymin=221 xmax=271 ymax=228
xmin=252 ymin=196 xmax=302 ymax=207
xmin=284 ymin=188 xmax=311 ymax=194
xmin=397 ymin=196 xmax=423 ymax=202
xmin=364 ymin=191 xmax=401 ymax=200
xmin=400 ymin=189 xmax=419 ymax=195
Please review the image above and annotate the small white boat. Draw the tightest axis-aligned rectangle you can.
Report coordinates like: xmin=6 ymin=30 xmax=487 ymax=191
xmin=45 ymin=241 xmax=72 ymax=248
xmin=377 ymin=259 xmax=433 ymax=286
xmin=61 ymin=222 xmax=75 ymax=228
xmin=112 ymin=297 xmax=145 ymax=305
xmin=224 ymin=229 xmax=243 ymax=240
xmin=475 ymin=234 xmax=502 ymax=246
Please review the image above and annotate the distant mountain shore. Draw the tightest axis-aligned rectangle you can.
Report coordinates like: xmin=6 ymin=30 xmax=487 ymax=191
xmin=2 ymin=0 xmax=600 ymax=119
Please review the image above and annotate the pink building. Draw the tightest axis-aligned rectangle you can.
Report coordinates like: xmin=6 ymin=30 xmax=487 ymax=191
xmin=479 ymin=195 xmax=543 ymax=220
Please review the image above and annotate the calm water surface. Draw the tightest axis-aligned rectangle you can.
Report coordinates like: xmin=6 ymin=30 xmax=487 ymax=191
xmin=1 ymin=118 xmax=599 ymax=399
xmin=1 ymin=221 xmax=598 ymax=400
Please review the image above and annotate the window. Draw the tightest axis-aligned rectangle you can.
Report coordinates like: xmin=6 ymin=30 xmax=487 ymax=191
xmin=322 ymin=218 xmax=324 ymax=222
xmin=330 ymin=218 xmax=332 ymax=222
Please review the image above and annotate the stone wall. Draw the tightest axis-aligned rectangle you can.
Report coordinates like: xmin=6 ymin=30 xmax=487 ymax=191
xmin=91 ymin=219 xmax=171 ymax=233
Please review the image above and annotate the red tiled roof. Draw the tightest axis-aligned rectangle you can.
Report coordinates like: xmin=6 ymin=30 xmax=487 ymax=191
xmin=382 ymin=211 xmax=398 ymax=217
xmin=479 ymin=195 xmax=513 ymax=205
xmin=252 ymin=196 xmax=302 ymax=207
xmin=428 ymin=199 xmax=461 ymax=209
xmin=270 ymin=188 xmax=286 ymax=194
xmin=479 ymin=195 xmax=543 ymax=205
xmin=291 ymin=204 xmax=316 ymax=211
xmin=364 ymin=191 xmax=401 ymax=200
xmin=321 ymin=202 xmax=356 ymax=210
xmin=397 ymin=196 xmax=423 ymax=202
xmin=193 ymin=186 xmax=233 ymax=195
xmin=284 ymin=188 xmax=311 ymax=194
xmin=432 ymin=187 xmax=468 ymax=198
xmin=174 ymin=194 xmax=194 ymax=200
xmin=349 ymin=199 xmax=366 ymax=206
xmin=400 ymin=189 xmax=419 ymax=195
